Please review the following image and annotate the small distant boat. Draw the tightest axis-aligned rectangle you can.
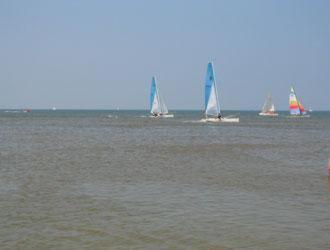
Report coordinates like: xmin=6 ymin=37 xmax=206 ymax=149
xmin=4 ymin=110 xmax=20 ymax=113
xmin=23 ymin=109 xmax=32 ymax=113
xmin=289 ymin=86 xmax=309 ymax=117
xmin=149 ymin=76 xmax=173 ymax=118
xmin=202 ymin=62 xmax=239 ymax=123
xmin=52 ymin=107 xmax=56 ymax=111
xmin=259 ymin=94 xmax=278 ymax=117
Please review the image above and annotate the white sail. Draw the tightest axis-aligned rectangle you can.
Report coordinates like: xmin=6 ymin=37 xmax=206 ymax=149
xmin=149 ymin=76 xmax=172 ymax=117
xmin=206 ymin=84 xmax=219 ymax=116
xmin=159 ymin=94 xmax=168 ymax=114
xmin=259 ymin=93 xmax=278 ymax=117
xmin=150 ymin=90 xmax=160 ymax=114
xmin=261 ymin=94 xmax=275 ymax=113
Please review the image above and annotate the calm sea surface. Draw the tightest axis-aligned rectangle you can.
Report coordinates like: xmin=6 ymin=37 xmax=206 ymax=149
xmin=0 ymin=110 xmax=329 ymax=249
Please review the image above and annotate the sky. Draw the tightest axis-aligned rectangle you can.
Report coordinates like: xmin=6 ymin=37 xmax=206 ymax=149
xmin=0 ymin=0 xmax=329 ymax=110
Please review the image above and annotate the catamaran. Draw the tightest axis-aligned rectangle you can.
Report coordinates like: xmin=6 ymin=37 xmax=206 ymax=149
xmin=149 ymin=76 xmax=173 ymax=118
xmin=202 ymin=62 xmax=239 ymax=123
xmin=259 ymin=93 xmax=278 ymax=117
xmin=289 ymin=86 xmax=309 ymax=117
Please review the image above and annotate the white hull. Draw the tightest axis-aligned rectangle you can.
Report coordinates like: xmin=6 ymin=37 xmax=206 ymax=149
xmin=259 ymin=112 xmax=279 ymax=117
xmin=288 ymin=114 xmax=310 ymax=118
xmin=150 ymin=114 xmax=174 ymax=118
xmin=201 ymin=117 xmax=239 ymax=123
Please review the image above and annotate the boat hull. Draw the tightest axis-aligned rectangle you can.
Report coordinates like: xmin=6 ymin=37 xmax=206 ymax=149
xmin=201 ymin=117 xmax=239 ymax=123
xmin=150 ymin=114 xmax=174 ymax=118
xmin=259 ymin=112 xmax=279 ymax=117
xmin=288 ymin=114 xmax=310 ymax=118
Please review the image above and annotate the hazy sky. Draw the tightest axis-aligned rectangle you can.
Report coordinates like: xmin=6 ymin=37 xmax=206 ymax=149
xmin=1 ymin=0 xmax=329 ymax=110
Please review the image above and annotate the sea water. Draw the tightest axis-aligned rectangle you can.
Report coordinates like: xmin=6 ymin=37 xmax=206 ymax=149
xmin=0 ymin=110 xmax=329 ymax=249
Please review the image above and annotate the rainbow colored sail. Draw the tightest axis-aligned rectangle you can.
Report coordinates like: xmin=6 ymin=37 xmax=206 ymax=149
xmin=299 ymin=102 xmax=306 ymax=114
xmin=289 ymin=86 xmax=306 ymax=115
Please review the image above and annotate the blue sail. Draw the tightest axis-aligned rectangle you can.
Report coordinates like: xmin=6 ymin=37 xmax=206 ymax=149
xmin=150 ymin=76 xmax=157 ymax=111
xmin=204 ymin=62 xmax=220 ymax=116
xmin=205 ymin=63 xmax=213 ymax=109
xmin=149 ymin=76 xmax=170 ymax=115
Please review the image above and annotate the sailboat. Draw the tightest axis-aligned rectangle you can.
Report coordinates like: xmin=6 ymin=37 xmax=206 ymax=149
xmin=289 ymin=86 xmax=309 ymax=117
xmin=259 ymin=94 xmax=278 ymax=116
xmin=149 ymin=76 xmax=173 ymax=118
xmin=202 ymin=62 xmax=239 ymax=123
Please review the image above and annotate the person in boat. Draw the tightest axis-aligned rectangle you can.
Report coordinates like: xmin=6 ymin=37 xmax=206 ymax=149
xmin=217 ymin=113 xmax=222 ymax=119
xmin=152 ymin=112 xmax=159 ymax=117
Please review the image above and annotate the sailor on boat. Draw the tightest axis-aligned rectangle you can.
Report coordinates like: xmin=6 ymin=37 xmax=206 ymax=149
xmin=202 ymin=62 xmax=239 ymax=123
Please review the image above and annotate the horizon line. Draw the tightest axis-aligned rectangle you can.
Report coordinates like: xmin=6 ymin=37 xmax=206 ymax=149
xmin=0 ymin=108 xmax=328 ymax=112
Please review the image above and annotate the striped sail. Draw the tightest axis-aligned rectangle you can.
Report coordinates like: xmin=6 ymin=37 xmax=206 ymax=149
xmin=299 ymin=102 xmax=306 ymax=115
xmin=289 ymin=86 xmax=307 ymax=116
xmin=289 ymin=87 xmax=301 ymax=115
xmin=205 ymin=62 xmax=220 ymax=117
xmin=150 ymin=76 xmax=168 ymax=115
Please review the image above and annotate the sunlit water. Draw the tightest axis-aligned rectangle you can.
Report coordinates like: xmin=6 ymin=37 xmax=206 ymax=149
xmin=1 ymin=110 xmax=329 ymax=249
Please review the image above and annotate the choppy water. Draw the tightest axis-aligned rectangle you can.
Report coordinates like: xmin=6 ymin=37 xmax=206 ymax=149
xmin=1 ymin=110 xmax=330 ymax=249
